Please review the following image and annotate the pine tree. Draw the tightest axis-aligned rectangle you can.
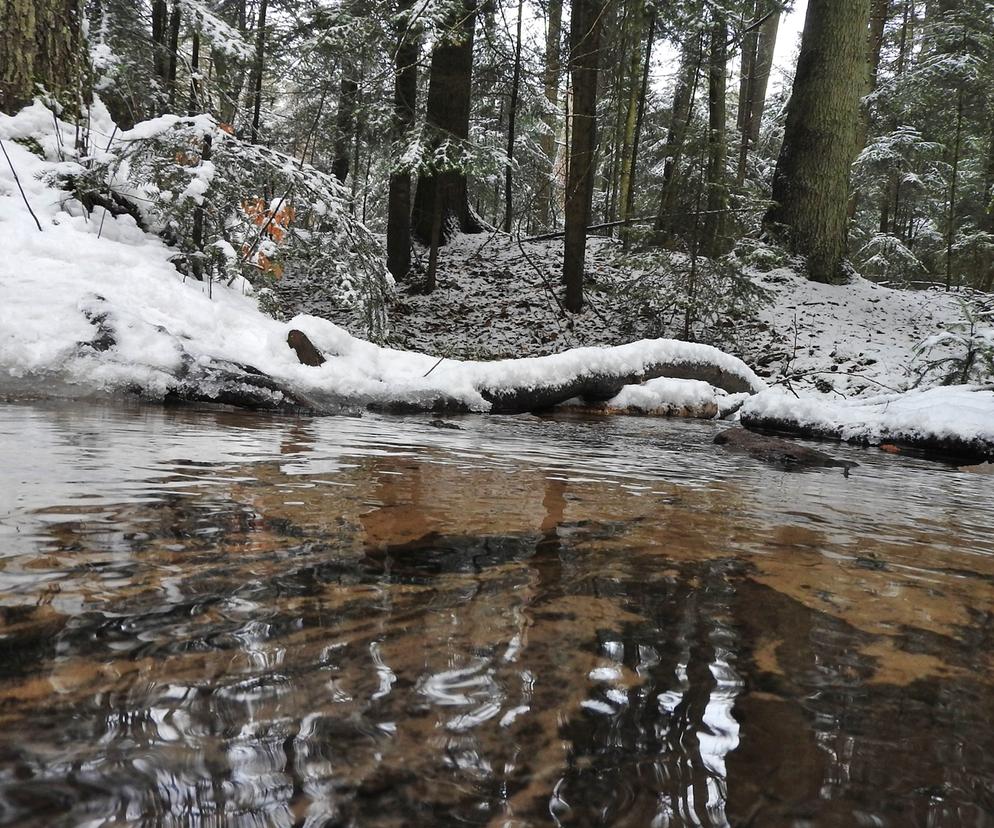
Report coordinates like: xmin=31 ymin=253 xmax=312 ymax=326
xmin=386 ymin=0 xmax=420 ymax=280
xmin=563 ymin=0 xmax=606 ymax=312
xmin=765 ymin=0 xmax=871 ymax=283
xmin=411 ymin=0 xmax=482 ymax=245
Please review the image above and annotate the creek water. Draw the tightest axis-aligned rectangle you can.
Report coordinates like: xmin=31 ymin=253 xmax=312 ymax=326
xmin=0 ymin=401 xmax=992 ymax=827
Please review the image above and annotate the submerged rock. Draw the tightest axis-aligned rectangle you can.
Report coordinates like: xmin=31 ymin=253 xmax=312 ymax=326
xmin=714 ymin=427 xmax=857 ymax=473
xmin=428 ymin=419 xmax=462 ymax=430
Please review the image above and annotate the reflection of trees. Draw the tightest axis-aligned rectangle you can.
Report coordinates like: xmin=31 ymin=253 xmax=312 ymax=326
xmin=5 ymin=415 xmax=994 ymax=828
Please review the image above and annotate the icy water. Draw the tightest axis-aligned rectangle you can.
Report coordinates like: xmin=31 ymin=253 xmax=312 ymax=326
xmin=0 ymin=402 xmax=992 ymax=827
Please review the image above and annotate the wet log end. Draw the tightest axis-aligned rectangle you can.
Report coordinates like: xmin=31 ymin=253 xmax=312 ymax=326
xmin=288 ymin=329 xmax=326 ymax=367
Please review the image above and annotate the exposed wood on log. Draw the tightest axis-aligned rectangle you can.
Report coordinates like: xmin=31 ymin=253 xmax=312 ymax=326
xmin=287 ymin=329 xmax=326 ymax=366
xmin=567 ymin=401 xmax=719 ymax=419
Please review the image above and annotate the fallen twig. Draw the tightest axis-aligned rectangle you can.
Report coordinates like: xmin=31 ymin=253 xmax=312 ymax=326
xmin=0 ymin=139 xmax=43 ymax=232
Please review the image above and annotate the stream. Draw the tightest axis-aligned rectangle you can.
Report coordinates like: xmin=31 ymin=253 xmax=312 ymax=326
xmin=0 ymin=400 xmax=992 ymax=827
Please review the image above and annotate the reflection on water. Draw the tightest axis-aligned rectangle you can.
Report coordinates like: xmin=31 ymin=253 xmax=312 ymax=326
xmin=0 ymin=401 xmax=993 ymax=827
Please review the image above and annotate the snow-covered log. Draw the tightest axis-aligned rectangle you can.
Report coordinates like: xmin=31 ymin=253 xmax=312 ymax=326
xmin=0 ymin=112 xmax=767 ymax=416
xmin=740 ymin=386 xmax=994 ymax=461
xmin=475 ymin=349 xmax=761 ymax=413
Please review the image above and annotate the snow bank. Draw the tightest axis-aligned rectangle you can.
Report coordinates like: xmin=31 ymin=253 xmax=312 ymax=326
xmin=741 ymin=386 xmax=994 ymax=460
xmin=748 ymin=266 xmax=966 ymax=396
xmin=0 ymin=105 xmax=764 ymax=413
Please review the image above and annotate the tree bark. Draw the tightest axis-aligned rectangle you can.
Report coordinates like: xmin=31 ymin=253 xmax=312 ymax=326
xmin=764 ymin=0 xmax=870 ymax=283
xmin=503 ymin=0 xmax=524 ymax=232
xmin=617 ymin=5 xmax=647 ymax=233
xmin=563 ymin=0 xmax=605 ymax=313
xmin=701 ymin=14 xmax=728 ymax=257
xmin=212 ymin=0 xmax=247 ymax=127
xmin=386 ymin=0 xmax=419 ymax=280
xmin=0 ymin=0 xmax=86 ymax=114
xmin=166 ymin=1 xmax=181 ymax=109
xmin=411 ymin=0 xmax=482 ymax=245
xmin=654 ymin=33 xmax=703 ymax=246
xmin=539 ymin=0 xmax=563 ymax=228
xmin=736 ymin=3 xmax=779 ymax=184
xmin=152 ymin=0 xmax=169 ymax=97
xmin=849 ymin=0 xmax=890 ymax=216
xmin=249 ymin=0 xmax=269 ymax=144
xmin=332 ymin=57 xmax=359 ymax=183
xmin=622 ymin=8 xmax=655 ymax=249
xmin=749 ymin=7 xmax=779 ymax=145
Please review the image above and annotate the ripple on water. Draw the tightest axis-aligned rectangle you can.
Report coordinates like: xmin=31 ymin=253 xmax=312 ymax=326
xmin=0 ymin=401 xmax=992 ymax=827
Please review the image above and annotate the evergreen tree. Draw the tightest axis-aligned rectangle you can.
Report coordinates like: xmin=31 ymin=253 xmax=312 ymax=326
xmin=765 ymin=0 xmax=872 ymax=283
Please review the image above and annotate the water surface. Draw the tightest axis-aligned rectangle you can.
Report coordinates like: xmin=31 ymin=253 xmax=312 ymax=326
xmin=0 ymin=401 xmax=992 ymax=827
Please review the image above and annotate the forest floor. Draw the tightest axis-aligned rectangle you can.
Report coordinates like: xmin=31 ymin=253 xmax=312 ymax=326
xmin=277 ymin=230 xmax=968 ymax=399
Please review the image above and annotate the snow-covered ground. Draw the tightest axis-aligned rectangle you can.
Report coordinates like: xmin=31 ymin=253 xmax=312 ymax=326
xmin=2 ymin=103 xmax=991 ymax=459
xmin=290 ymin=231 xmax=968 ymax=399
xmin=0 ymin=106 xmax=761 ymax=414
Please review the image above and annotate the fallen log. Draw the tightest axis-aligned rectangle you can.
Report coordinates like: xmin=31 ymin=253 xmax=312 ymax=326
xmin=740 ymin=386 xmax=994 ymax=463
xmin=477 ymin=358 xmax=762 ymax=414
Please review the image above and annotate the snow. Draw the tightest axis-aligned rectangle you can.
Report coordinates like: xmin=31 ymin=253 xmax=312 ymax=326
xmin=747 ymin=267 xmax=967 ymax=396
xmin=742 ymin=386 xmax=994 ymax=456
xmin=2 ymin=103 xmax=991 ymax=460
xmin=0 ymin=106 xmax=762 ymax=413
xmin=302 ymin=232 xmax=965 ymax=399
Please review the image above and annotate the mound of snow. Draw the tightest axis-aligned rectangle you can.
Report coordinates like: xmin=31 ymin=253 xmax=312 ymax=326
xmin=741 ymin=386 xmax=994 ymax=459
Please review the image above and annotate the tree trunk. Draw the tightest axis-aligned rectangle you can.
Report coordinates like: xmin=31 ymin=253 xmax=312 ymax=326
xmin=0 ymin=0 xmax=86 ymax=114
xmin=764 ymin=0 xmax=870 ymax=283
xmin=166 ymin=1 xmax=181 ymax=109
xmin=152 ymin=0 xmax=168 ymax=98
xmin=188 ymin=26 xmax=201 ymax=113
xmin=332 ymin=57 xmax=359 ymax=183
xmin=701 ymin=14 xmax=728 ymax=257
xmin=945 ymin=67 xmax=965 ymax=292
xmin=654 ymin=33 xmax=703 ymax=246
xmin=503 ymin=0 xmax=524 ymax=233
xmin=562 ymin=0 xmax=605 ymax=313
xmin=386 ymin=0 xmax=419 ymax=280
xmin=411 ymin=0 xmax=481 ymax=245
xmin=880 ymin=0 xmax=913 ymax=235
xmin=622 ymin=8 xmax=655 ymax=249
xmin=539 ymin=0 xmax=563 ymax=228
xmin=212 ymin=0 xmax=246 ymax=127
xmin=749 ymin=7 xmax=779 ymax=145
xmin=617 ymin=6 xmax=647 ymax=233
xmin=249 ymin=0 xmax=269 ymax=144
xmin=736 ymin=3 xmax=779 ymax=184
xmin=849 ymin=0 xmax=890 ymax=216
xmin=983 ymin=88 xmax=994 ymax=291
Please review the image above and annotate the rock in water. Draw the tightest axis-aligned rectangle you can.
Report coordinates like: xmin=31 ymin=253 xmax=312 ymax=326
xmin=287 ymin=329 xmax=326 ymax=367
xmin=428 ymin=419 xmax=462 ymax=430
xmin=714 ymin=427 xmax=857 ymax=473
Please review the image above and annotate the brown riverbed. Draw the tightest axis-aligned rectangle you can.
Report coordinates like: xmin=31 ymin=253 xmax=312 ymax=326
xmin=0 ymin=401 xmax=992 ymax=827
